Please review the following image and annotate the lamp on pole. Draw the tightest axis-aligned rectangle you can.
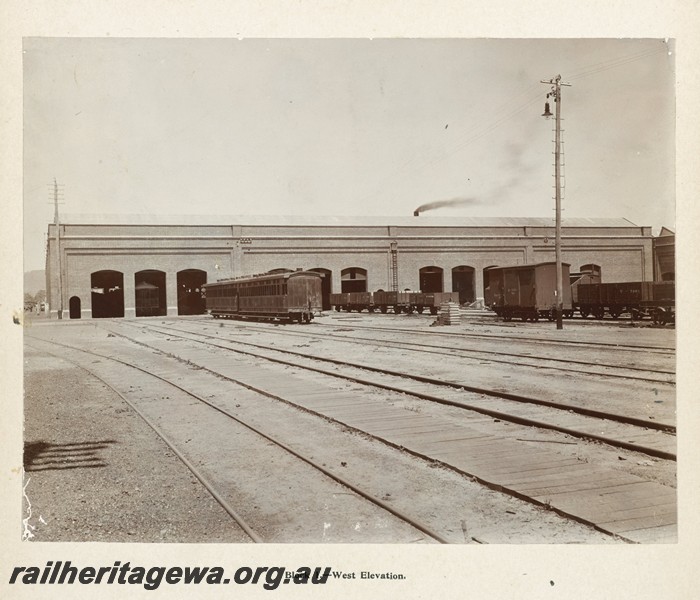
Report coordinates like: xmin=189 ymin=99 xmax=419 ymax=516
xmin=541 ymin=75 xmax=570 ymax=330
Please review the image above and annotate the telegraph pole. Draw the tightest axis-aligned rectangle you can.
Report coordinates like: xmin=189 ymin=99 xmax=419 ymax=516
xmin=51 ymin=178 xmax=64 ymax=319
xmin=541 ymin=75 xmax=570 ymax=330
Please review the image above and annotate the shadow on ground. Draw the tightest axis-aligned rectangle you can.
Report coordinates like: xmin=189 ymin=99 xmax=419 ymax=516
xmin=24 ymin=440 xmax=116 ymax=471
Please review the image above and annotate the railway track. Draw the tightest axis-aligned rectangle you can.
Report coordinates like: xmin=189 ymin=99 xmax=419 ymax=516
xmin=120 ymin=320 xmax=676 ymax=455
xmin=311 ymin=316 xmax=677 ymax=353
xmin=27 ymin=322 xmax=677 ymax=542
xmin=186 ymin=318 xmax=674 ymax=384
xmin=92 ymin=321 xmax=677 ymax=542
xmin=26 ymin=337 xmax=454 ymax=544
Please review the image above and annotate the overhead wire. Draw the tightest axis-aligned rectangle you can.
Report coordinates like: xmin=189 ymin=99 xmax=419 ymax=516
xmin=363 ymin=43 xmax=668 ymax=205
xmin=359 ymin=83 xmax=544 ymax=205
xmin=566 ymin=45 xmax=667 ymax=82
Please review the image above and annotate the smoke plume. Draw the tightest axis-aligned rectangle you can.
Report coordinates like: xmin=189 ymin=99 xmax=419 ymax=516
xmin=413 ymin=197 xmax=481 ymax=216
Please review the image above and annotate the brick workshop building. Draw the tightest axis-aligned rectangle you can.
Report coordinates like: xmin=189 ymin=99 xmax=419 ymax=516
xmin=45 ymin=215 xmax=655 ymax=319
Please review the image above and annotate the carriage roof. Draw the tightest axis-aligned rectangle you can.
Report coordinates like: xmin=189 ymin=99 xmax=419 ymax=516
xmin=484 ymin=261 xmax=571 ymax=272
xmin=204 ymin=270 xmax=322 ymax=287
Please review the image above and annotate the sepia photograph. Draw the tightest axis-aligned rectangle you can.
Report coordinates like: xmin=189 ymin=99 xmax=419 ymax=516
xmin=2 ymin=3 xmax=699 ymax=598
xmin=21 ymin=36 xmax=676 ymax=546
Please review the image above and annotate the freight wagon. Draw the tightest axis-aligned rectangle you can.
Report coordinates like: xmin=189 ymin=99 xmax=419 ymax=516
xmin=576 ymin=281 xmax=675 ymax=323
xmin=486 ymin=261 xmax=674 ymax=324
xmin=328 ymin=292 xmax=374 ymax=312
xmin=408 ymin=292 xmax=460 ymax=314
xmin=372 ymin=290 xmax=412 ymax=313
xmin=204 ymin=270 xmax=322 ymax=323
xmin=484 ymin=262 xmax=573 ymax=322
xmin=329 ymin=290 xmax=460 ymax=314
xmin=644 ymin=282 xmax=675 ymax=324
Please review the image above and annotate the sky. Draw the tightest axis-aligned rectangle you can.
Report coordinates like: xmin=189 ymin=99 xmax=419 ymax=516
xmin=23 ymin=37 xmax=675 ymax=272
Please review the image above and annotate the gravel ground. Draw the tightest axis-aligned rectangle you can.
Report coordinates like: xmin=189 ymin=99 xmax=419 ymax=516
xmin=23 ymin=346 xmax=251 ymax=543
xmin=22 ymin=315 xmax=675 ymax=543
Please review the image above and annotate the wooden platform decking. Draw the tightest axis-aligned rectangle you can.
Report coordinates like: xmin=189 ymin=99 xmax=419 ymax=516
xmin=204 ymin=356 xmax=677 ymax=544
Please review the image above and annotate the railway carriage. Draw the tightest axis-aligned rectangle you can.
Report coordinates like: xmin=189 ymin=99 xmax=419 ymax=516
xmin=204 ymin=270 xmax=322 ymax=323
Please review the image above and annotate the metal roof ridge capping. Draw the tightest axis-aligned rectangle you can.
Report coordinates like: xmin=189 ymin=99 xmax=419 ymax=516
xmin=58 ymin=214 xmax=641 ymax=228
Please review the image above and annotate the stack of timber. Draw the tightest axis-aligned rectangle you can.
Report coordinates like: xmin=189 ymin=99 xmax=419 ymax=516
xmin=438 ymin=302 xmax=461 ymax=325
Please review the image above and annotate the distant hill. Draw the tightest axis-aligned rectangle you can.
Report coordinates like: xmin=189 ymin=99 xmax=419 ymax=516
xmin=24 ymin=270 xmax=46 ymax=295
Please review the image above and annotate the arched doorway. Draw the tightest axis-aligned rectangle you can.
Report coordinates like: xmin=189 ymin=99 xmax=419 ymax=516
xmin=91 ymin=270 xmax=125 ymax=318
xmin=135 ymin=270 xmax=166 ymax=317
xmin=341 ymin=267 xmax=367 ymax=293
xmin=419 ymin=266 xmax=443 ymax=292
xmin=177 ymin=269 xmax=207 ymax=315
xmin=452 ymin=266 xmax=475 ymax=304
xmin=482 ymin=265 xmax=498 ymax=306
xmin=309 ymin=268 xmax=332 ymax=310
xmin=69 ymin=296 xmax=81 ymax=319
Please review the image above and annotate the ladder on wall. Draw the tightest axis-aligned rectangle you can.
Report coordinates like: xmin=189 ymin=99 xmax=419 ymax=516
xmin=389 ymin=242 xmax=398 ymax=292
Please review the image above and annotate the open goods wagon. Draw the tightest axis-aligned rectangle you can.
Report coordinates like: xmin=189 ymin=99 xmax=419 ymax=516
xmin=484 ymin=262 xmax=573 ymax=322
xmin=372 ymin=290 xmax=412 ymax=313
xmin=329 ymin=290 xmax=460 ymax=314
xmin=328 ymin=292 xmax=373 ymax=312
xmin=408 ymin=292 xmax=460 ymax=314
xmin=576 ymin=281 xmax=675 ymax=323
xmin=204 ymin=270 xmax=322 ymax=323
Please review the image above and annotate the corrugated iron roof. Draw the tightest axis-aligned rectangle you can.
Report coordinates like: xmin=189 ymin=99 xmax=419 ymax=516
xmin=59 ymin=214 xmax=641 ymax=228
